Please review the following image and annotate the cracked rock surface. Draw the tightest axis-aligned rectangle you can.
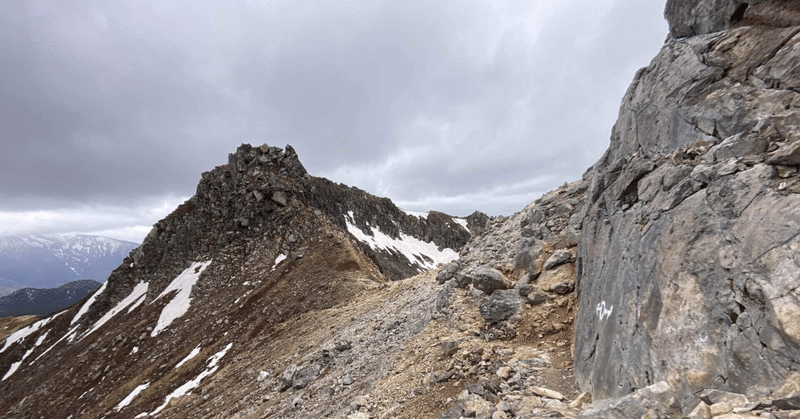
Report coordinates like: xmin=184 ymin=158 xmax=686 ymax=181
xmin=575 ymin=2 xmax=800 ymax=413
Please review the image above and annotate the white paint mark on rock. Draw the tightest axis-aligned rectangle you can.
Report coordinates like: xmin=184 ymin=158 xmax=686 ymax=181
xmin=596 ymin=301 xmax=613 ymax=321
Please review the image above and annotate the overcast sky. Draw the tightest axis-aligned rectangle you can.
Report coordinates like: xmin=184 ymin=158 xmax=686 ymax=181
xmin=0 ymin=1 xmax=668 ymax=243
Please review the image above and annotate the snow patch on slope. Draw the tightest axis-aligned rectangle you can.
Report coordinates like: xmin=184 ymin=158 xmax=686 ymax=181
xmin=454 ymin=218 xmax=470 ymax=232
xmin=115 ymin=382 xmax=150 ymax=412
xmin=71 ymin=281 xmax=107 ymax=325
xmin=2 ymin=347 xmax=35 ymax=380
xmin=402 ymin=209 xmax=429 ymax=219
xmin=151 ymin=260 xmax=212 ymax=337
xmin=175 ymin=346 xmax=202 ymax=369
xmin=80 ymin=281 xmax=149 ymax=340
xmin=32 ymin=325 xmax=78 ymax=364
xmin=345 ymin=211 xmax=458 ymax=270
xmin=128 ymin=294 xmax=147 ymax=314
xmin=35 ymin=332 xmax=48 ymax=347
xmin=271 ymin=253 xmax=286 ymax=271
xmin=148 ymin=343 xmax=233 ymax=416
xmin=0 ymin=312 xmax=63 ymax=354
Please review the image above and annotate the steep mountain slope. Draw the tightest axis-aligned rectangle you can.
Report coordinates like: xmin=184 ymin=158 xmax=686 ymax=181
xmin=0 ymin=280 xmax=102 ymax=318
xmin=0 ymin=235 xmax=139 ymax=288
xmin=0 ymin=143 xmax=478 ymax=418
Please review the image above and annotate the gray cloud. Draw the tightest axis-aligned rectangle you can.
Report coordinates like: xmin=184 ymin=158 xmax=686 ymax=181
xmin=0 ymin=0 xmax=668 ymax=240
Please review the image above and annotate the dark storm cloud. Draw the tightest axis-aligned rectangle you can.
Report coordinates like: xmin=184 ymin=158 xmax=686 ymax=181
xmin=0 ymin=0 xmax=668 ymax=239
xmin=0 ymin=1 xmax=231 ymax=209
xmin=320 ymin=1 xmax=669 ymax=214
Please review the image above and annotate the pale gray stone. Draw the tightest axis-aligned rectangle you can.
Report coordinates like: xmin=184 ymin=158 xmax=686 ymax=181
xmin=279 ymin=364 xmax=297 ymax=391
xmin=543 ymin=249 xmax=574 ymax=271
xmin=480 ymin=290 xmax=521 ymax=323
xmin=342 ymin=373 xmax=354 ymax=386
xmin=707 ymin=132 xmax=767 ymax=163
xmin=436 ymin=261 xmax=461 ymax=284
xmin=471 ymin=267 xmax=512 ymax=295
xmin=271 ymin=191 xmax=288 ymax=206
xmin=292 ymin=363 xmax=322 ymax=389
xmin=526 ymin=287 xmax=549 ymax=305
xmin=665 ymin=0 xmax=747 ymax=38
xmin=577 ymin=382 xmax=681 ymax=419
xmin=697 ymin=389 xmax=748 ymax=407
xmin=532 ymin=386 xmax=564 ymax=400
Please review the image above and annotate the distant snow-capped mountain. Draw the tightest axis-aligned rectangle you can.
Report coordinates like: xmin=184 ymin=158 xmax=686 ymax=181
xmin=0 ymin=235 xmax=139 ymax=289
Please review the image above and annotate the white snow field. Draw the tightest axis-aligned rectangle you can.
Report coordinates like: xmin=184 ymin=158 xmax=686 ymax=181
xmin=174 ymin=345 xmax=202 ymax=369
xmin=80 ymin=281 xmax=149 ymax=340
xmin=401 ymin=209 xmax=429 ymax=219
xmin=147 ymin=343 xmax=233 ymax=416
xmin=453 ymin=218 xmax=470 ymax=232
xmin=115 ymin=382 xmax=150 ymax=412
xmin=150 ymin=260 xmax=212 ymax=337
xmin=271 ymin=253 xmax=287 ymax=271
xmin=0 ymin=311 xmax=64 ymax=354
xmin=345 ymin=211 xmax=458 ymax=270
xmin=71 ymin=280 xmax=108 ymax=325
xmin=2 ymin=347 xmax=36 ymax=380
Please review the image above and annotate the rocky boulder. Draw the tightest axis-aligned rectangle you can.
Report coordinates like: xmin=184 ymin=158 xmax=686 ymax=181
xmin=456 ymin=177 xmax=588 ymax=280
xmin=577 ymin=381 xmax=682 ymax=419
xmin=665 ymin=0 xmax=750 ymax=38
xmin=480 ymin=290 xmax=521 ymax=323
xmin=470 ymin=268 xmax=512 ymax=295
xmin=543 ymin=249 xmax=574 ymax=271
xmin=436 ymin=261 xmax=461 ymax=284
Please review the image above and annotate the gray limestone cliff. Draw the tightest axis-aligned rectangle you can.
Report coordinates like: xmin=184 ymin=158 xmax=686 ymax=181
xmin=574 ymin=0 xmax=800 ymax=412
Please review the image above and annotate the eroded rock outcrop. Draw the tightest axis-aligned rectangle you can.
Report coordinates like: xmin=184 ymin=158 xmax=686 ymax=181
xmin=575 ymin=1 xmax=800 ymax=413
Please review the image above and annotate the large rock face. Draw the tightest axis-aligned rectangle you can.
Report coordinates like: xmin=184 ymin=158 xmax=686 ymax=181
xmin=665 ymin=0 xmax=800 ymax=38
xmin=575 ymin=3 xmax=800 ymax=411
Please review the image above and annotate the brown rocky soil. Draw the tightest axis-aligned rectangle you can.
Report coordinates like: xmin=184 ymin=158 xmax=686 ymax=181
xmin=0 ymin=316 xmax=38 ymax=342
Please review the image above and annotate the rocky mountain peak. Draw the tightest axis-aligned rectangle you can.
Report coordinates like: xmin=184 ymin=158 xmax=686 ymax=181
xmin=74 ymin=142 xmax=476 ymax=331
xmin=0 ymin=141 xmax=485 ymax=418
xmin=225 ymin=143 xmax=308 ymax=180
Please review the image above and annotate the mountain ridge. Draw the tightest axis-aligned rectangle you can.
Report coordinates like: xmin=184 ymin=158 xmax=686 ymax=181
xmin=0 ymin=279 xmax=103 ymax=318
xmin=0 ymin=234 xmax=139 ymax=289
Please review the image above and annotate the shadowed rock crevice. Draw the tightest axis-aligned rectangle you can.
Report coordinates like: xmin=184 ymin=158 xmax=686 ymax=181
xmin=731 ymin=3 xmax=749 ymax=23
